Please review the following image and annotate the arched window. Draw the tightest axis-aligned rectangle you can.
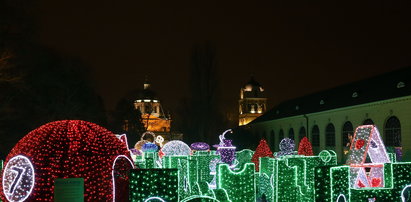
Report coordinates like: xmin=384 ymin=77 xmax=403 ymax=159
xmin=342 ymin=121 xmax=354 ymax=147
xmin=270 ymin=130 xmax=275 ymax=148
xmin=311 ymin=125 xmax=320 ymax=147
xmin=325 ymin=123 xmax=335 ymax=147
xmin=363 ymin=119 xmax=374 ymax=125
xmin=384 ymin=116 xmax=401 ymax=147
xmin=299 ymin=127 xmax=306 ymax=141
xmin=289 ymin=128 xmax=294 ymax=140
xmin=279 ymin=129 xmax=284 ymax=141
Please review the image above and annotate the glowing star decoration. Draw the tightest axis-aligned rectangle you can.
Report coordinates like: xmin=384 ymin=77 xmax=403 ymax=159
xmin=2 ymin=155 xmax=35 ymax=202
xmin=346 ymin=125 xmax=390 ymax=188
xmin=161 ymin=140 xmax=191 ymax=156
xmin=276 ymin=138 xmax=295 ymax=157
xmin=0 ymin=120 xmax=132 ymax=201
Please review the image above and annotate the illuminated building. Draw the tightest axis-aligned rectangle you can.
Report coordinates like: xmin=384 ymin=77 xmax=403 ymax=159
xmin=237 ymin=67 xmax=411 ymax=162
xmin=238 ymin=76 xmax=268 ymax=126
xmin=134 ymin=79 xmax=182 ymax=141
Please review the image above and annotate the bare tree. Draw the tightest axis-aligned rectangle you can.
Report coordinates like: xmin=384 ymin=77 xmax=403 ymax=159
xmin=178 ymin=42 xmax=225 ymax=143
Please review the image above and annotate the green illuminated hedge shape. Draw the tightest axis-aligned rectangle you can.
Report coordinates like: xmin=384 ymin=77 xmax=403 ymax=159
xmin=258 ymin=150 xmax=337 ymax=202
xmin=314 ymin=162 xmax=411 ymax=201
xmin=129 ymin=169 xmax=178 ymax=202
xmin=217 ymin=163 xmax=256 ymax=202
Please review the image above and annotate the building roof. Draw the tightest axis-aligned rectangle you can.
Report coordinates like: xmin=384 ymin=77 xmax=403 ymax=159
xmin=250 ymin=67 xmax=411 ymax=124
xmin=136 ymin=88 xmax=158 ymax=101
xmin=242 ymin=76 xmax=266 ymax=98
xmin=135 ymin=79 xmax=159 ymax=101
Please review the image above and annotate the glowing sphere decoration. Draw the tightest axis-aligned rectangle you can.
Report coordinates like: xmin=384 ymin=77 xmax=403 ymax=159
xmin=0 ymin=120 xmax=133 ymax=201
xmin=277 ymin=138 xmax=295 ymax=157
xmin=161 ymin=140 xmax=191 ymax=156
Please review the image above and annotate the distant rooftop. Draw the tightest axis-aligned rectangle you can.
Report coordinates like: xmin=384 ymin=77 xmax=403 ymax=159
xmin=250 ymin=67 xmax=411 ymax=124
xmin=242 ymin=76 xmax=266 ymax=98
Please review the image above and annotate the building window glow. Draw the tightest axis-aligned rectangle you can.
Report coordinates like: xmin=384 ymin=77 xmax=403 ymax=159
xmin=311 ymin=125 xmax=320 ymax=147
xmin=384 ymin=116 xmax=401 ymax=147
xmin=325 ymin=123 xmax=335 ymax=147
xmin=299 ymin=127 xmax=306 ymax=142
xmin=288 ymin=128 xmax=294 ymax=140
xmin=363 ymin=119 xmax=374 ymax=125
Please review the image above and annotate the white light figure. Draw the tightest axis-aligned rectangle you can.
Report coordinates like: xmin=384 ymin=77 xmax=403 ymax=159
xmin=346 ymin=125 xmax=390 ymax=188
xmin=2 ymin=155 xmax=35 ymax=202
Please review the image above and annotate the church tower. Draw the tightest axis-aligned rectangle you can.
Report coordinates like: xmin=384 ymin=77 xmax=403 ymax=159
xmin=239 ymin=76 xmax=267 ymax=126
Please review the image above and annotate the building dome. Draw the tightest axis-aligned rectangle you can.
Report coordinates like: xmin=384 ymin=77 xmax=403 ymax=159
xmin=244 ymin=77 xmax=264 ymax=92
xmin=241 ymin=76 xmax=265 ymax=98
xmin=135 ymin=79 xmax=159 ymax=102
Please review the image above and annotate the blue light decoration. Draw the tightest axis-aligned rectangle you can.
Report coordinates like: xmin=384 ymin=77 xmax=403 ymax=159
xmin=142 ymin=143 xmax=159 ymax=152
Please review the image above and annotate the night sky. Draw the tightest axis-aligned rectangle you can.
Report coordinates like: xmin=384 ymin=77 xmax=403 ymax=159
xmin=32 ymin=1 xmax=411 ymax=118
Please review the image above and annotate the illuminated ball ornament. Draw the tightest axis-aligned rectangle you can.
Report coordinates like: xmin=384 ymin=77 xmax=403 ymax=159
xmin=276 ymin=138 xmax=295 ymax=157
xmin=161 ymin=140 xmax=191 ymax=156
xmin=0 ymin=120 xmax=133 ymax=201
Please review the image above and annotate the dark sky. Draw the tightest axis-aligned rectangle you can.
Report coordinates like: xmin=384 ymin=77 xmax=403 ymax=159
xmin=32 ymin=1 xmax=411 ymax=118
